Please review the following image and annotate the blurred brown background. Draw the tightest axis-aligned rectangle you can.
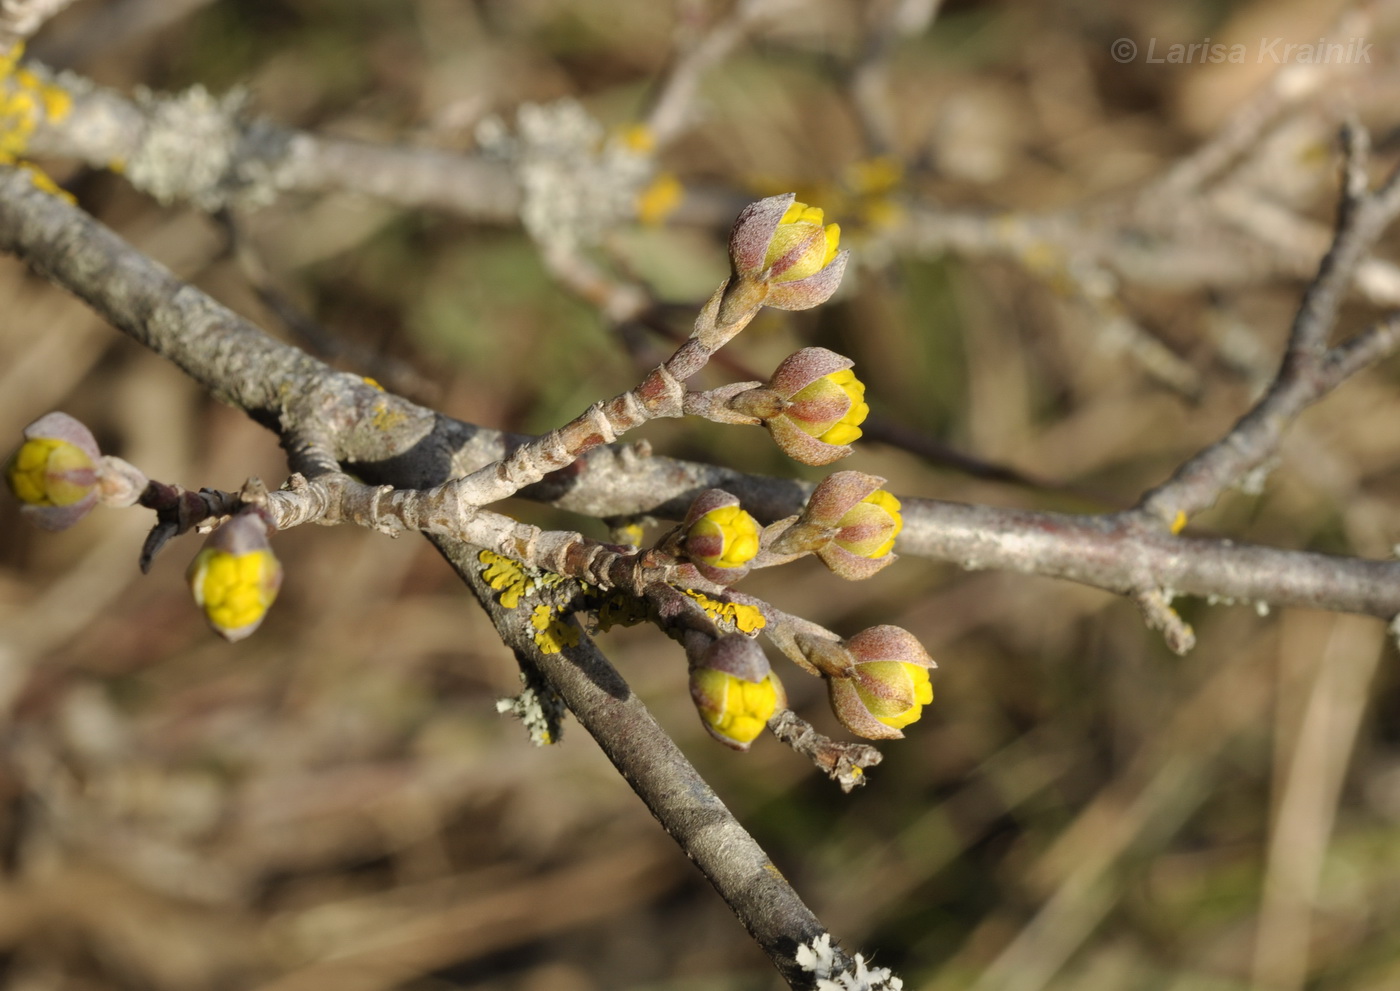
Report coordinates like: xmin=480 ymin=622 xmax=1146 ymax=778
xmin=5 ymin=0 xmax=1400 ymax=988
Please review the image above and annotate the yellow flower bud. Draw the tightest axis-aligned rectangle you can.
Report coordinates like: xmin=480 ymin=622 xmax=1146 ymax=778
xmin=680 ymin=490 xmax=762 ymax=584
xmin=818 ymin=626 xmax=936 ymax=740
xmin=848 ymin=661 xmax=933 ymax=730
xmin=187 ymin=514 xmax=283 ymax=642
xmin=763 ymin=201 xmax=842 ymax=284
xmin=5 ymin=412 xmax=102 ymax=530
xmin=735 ymin=347 xmax=866 ymax=466
xmin=687 ymin=504 xmax=761 ymax=569
xmin=726 ymin=194 xmax=849 ymax=314
xmin=775 ymin=472 xmax=902 ymax=580
xmin=787 ymin=368 xmax=869 ymax=446
xmin=835 ymin=490 xmax=902 ymax=560
xmin=687 ymin=634 xmax=783 ymax=750
xmin=7 ymin=435 xmax=93 ymax=506
xmin=690 ymin=666 xmax=780 ymax=748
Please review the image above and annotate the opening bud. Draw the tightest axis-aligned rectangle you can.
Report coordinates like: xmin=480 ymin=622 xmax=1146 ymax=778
xmin=726 ymin=194 xmax=850 ymax=313
xmin=689 ymin=634 xmax=785 ymax=750
xmin=187 ymin=512 xmax=283 ymax=642
xmin=736 ymin=347 xmax=868 ymax=465
xmin=771 ymin=472 xmax=902 ymax=579
xmin=5 ymin=412 xmax=101 ymax=530
xmin=825 ymin=626 xmax=936 ymax=740
xmin=763 ymin=201 xmax=841 ymax=284
xmin=680 ymin=490 xmax=761 ymax=584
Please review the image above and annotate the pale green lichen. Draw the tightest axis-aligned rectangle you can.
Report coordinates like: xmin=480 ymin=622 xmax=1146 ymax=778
xmin=495 ymin=671 xmax=567 ymax=746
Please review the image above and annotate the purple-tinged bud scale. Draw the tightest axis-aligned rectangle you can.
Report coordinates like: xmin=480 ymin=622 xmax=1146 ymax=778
xmin=804 ymin=626 xmax=936 ymax=740
xmin=734 ymin=347 xmax=868 ymax=465
xmin=724 ymin=194 xmax=850 ymax=321
xmin=770 ymin=471 xmax=902 ymax=579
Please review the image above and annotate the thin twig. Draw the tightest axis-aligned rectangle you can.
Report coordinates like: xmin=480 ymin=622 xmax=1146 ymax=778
xmin=1136 ymin=127 xmax=1400 ymax=528
xmin=643 ymin=0 xmax=793 ymax=148
xmin=2 ymin=165 xmax=1398 ymax=656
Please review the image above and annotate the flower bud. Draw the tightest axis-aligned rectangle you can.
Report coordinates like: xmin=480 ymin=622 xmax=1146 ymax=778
xmin=5 ymin=412 xmax=100 ymax=530
xmin=763 ymin=201 xmax=841 ymax=284
xmin=790 ymin=369 xmax=867 ymax=446
xmin=679 ymin=489 xmax=761 ymax=584
xmin=829 ymin=490 xmax=902 ymax=558
xmin=726 ymin=193 xmax=849 ymax=313
xmin=187 ymin=512 xmax=283 ymax=642
xmin=732 ymin=347 xmax=868 ymax=465
xmin=771 ymin=472 xmax=902 ymax=579
xmin=823 ymin=626 xmax=936 ymax=740
xmin=689 ymin=634 xmax=784 ymax=750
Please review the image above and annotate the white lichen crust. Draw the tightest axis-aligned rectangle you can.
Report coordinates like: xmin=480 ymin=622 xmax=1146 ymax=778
xmin=475 ymin=98 xmax=653 ymax=249
xmin=495 ymin=671 xmax=567 ymax=746
xmin=796 ymin=933 xmax=904 ymax=991
xmin=125 ymin=85 xmax=282 ymax=210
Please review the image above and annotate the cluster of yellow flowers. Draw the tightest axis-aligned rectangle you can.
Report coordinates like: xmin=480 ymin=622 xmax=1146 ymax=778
xmin=6 ymin=190 xmax=938 ymax=759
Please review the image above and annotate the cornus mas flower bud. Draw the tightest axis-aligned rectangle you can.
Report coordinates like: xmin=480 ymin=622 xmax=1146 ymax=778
xmin=680 ymin=489 xmax=761 ymax=584
xmin=689 ymin=634 xmax=785 ymax=750
xmin=722 ymin=193 xmax=850 ymax=322
xmin=771 ymin=471 xmax=902 ymax=580
xmin=187 ymin=512 xmax=283 ymax=642
xmin=730 ymin=347 xmax=868 ymax=466
xmin=795 ymin=369 xmax=867 ymax=446
xmin=5 ymin=412 xmax=101 ymax=530
xmin=831 ymin=490 xmax=902 ymax=559
xmin=762 ymin=201 xmax=841 ymax=284
xmin=800 ymin=626 xmax=936 ymax=741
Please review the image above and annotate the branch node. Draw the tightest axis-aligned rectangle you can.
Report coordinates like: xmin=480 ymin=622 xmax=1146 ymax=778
xmin=1136 ymin=588 xmax=1196 ymax=655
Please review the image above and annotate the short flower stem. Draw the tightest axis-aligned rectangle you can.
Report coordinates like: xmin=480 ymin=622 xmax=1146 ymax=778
xmin=435 ymin=281 xmax=760 ymax=510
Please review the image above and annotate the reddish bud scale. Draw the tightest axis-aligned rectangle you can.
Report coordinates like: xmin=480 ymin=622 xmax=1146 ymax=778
xmin=821 ymin=625 xmax=936 ymax=740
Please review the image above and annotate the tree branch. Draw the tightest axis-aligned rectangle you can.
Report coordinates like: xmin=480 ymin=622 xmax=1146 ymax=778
xmin=437 ymin=539 xmax=846 ymax=987
xmin=1135 ymin=128 xmax=1400 ymax=528
xmin=2 ymin=165 xmax=1397 ymax=633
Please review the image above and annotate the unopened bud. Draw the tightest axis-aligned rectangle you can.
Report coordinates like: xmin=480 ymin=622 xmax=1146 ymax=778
xmin=732 ymin=347 xmax=868 ymax=465
xmin=679 ymin=489 xmax=761 ymax=584
xmin=723 ymin=194 xmax=850 ymax=322
xmin=771 ymin=472 xmax=902 ymax=579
